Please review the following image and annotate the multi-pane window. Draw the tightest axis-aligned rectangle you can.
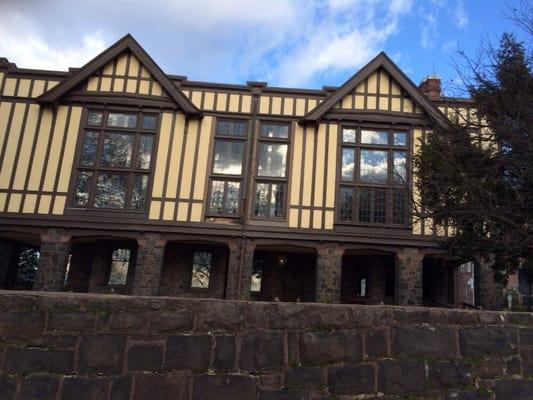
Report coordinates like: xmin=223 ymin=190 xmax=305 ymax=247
xmin=208 ymin=120 xmax=247 ymax=217
xmin=73 ymin=110 xmax=157 ymax=211
xmin=191 ymin=251 xmax=212 ymax=289
xmin=339 ymin=128 xmax=408 ymax=225
xmin=108 ymin=248 xmax=132 ymax=285
xmin=254 ymin=122 xmax=290 ymax=219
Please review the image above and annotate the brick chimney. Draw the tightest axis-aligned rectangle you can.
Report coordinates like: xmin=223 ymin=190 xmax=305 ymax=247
xmin=419 ymin=75 xmax=441 ymax=99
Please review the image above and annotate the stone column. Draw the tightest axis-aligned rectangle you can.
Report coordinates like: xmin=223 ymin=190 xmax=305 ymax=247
xmin=225 ymin=240 xmax=241 ymax=300
xmin=0 ymin=239 xmax=16 ymax=289
xmin=33 ymin=229 xmax=71 ymax=292
xmin=475 ymin=257 xmax=503 ymax=310
xmin=225 ymin=239 xmax=255 ymax=300
xmin=396 ymin=248 xmax=424 ymax=306
xmin=132 ymin=233 xmax=167 ymax=297
xmin=315 ymin=244 xmax=344 ymax=303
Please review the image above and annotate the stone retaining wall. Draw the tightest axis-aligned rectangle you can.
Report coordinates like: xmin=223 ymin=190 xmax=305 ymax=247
xmin=0 ymin=291 xmax=532 ymax=399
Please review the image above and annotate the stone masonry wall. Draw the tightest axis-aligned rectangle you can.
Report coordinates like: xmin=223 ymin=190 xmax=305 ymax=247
xmin=0 ymin=291 xmax=532 ymax=400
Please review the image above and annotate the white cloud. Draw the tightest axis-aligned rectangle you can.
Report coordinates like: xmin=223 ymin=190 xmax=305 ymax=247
xmin=420 ymin=13 xmax=439 ymax=49
xmin=454 ymin=0 xmax=469 ymax=28
xmin=271 ymin=0 xmax=413 ymax=86
xmin=0 ymin=11 xmax=106 ymax=71
xmin=0 ymin=0 xmax=414 ymax=87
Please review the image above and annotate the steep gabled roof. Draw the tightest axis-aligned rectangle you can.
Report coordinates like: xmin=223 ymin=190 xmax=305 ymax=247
xmin=302 ymin=52 xmax=447 ymax=126
xmin=36 ymin=34 xmax=201 ymax=116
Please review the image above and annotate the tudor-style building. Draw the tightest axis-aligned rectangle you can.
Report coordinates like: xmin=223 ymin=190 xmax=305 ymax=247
xmin=0 ymin=34 xmax=501 ymax=308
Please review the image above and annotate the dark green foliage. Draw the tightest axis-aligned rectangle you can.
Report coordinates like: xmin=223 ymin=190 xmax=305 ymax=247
xmin=414 ymin=32 xmax=533 ymax=280
xmin=15 ymin=247 xmax=40 ymax=289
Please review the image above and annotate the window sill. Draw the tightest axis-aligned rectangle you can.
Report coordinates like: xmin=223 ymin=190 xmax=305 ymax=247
xmin=248 ymin=218 xmax=288 ymax=227
xmin=65 ymin=207 xmax=148 ymax=219
xmin=334 ymin=222 xmax=413 ymax=233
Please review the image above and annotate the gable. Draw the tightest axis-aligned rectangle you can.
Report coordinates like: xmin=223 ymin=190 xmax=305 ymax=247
xmin=331 ymin=68 xmax=424 ymax=114
xmin=37 ymin=34 xmax=200 ymax=115
xmin=85 ymin=50 xmax=169 ymax=98
xmin=303 ymin=52 xmax=447 ymax=127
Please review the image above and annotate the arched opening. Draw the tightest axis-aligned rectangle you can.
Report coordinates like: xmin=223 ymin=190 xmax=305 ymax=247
xmin=66 ymin=237 xmax=137 ymax=294
xmin=251 ymin=245 xmax=316 ymax=302
xmin=160 ymin=241 xmax=229 ymax=299
xmin=422 ymin=256 xmax=458 ymax=307
xmin=341 ymin=250 xmax=396 ymax=305
xmin=0 ymin=233 xmax=41 ymax=291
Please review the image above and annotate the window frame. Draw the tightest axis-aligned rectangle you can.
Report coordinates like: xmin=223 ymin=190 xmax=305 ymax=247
xmin=206 ymin=117 xmax=249 ymax=219
xmin=252 ymin=120 xmax=291 ymax=221
xmin=106 ymin=246 xmax=136 ymax=288
xmin=189 ymin=250 xmax=213 ymax=290
xmin=336 ymin=126 xmax=411 ymax=227
xmin=68 ymin=107 xmax=159 ymax=215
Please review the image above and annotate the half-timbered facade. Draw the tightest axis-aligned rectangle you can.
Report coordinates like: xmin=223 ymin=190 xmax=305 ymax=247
xmin=0 ymin=34 xmax=500 ymax=308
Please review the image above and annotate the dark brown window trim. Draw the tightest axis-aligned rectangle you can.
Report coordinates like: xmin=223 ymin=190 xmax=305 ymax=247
xmin=205 ymin=117 xmax=249 ymax=219
xmin=251 ymin=120 xmax=291 ymax=221
xmin=336 ymin=125 xmax=410 ymax=228
xmin=67 ymin=107 xmax=160 ymax=215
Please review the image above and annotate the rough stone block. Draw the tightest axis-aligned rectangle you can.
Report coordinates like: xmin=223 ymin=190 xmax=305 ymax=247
xmin=4 ymin=347 xmax=73 ymax=374
xmin=101 ymin=312 xmax=149 ymax=333
xmin=507 ymin=313 xmax=533 ymax=326
xmin=272 ymin=304 xmax=351 ymax=331
xmin=0 ymin=311 xmax=44 ymax=342
xmin=392 ymin=325 xmax=457 ymax=358
xmin=165 ymin=335 xmax=211 ymax=371
xmin=259 ymin=390 xmax=308 ymax=400
xmin=471 ymin=358 xmax=504 ymax=378
xmin=43 ymin=335 xmax=78 ymax=348
xmin=109 ymin=376 xmax=132 ymax=400
xmin=149 ymin=310 xmax=194 ymax=333
xmin=328 ymin=364 xmax=376 ymax=395
xmin=287 ymin=332 xmax=299 ymax=365
xmin=392 ymin=307 xmax=431 ymax=324
xmin=244 ymin=302 xmax=274 ymax=330
xmin=478 ymin=312 xmax=506 ymax=325
xmin=431 ymin=309 xmax=480 ymax=326
xmin=520 ymin=347 xmax=533 ymax=375
xmin=78 ymin=335 xmax=126 ymax=374
xmin=0 ymin=375 xmax=16 ymax=400
xmin=0 ymin=374 xmax=17 ymax=400
xmin=300 ymin=331 xmax=360 ymax=365
xmin=366 ymin=329 xmax=389 ymax=359
xmin=240 ymin=331 xmax=284 ymax=371
xmin=519 ymin=328 xmax=533 ymax=345
xmin=196 ymin=301 xmax=244 ymax=332
xmin=428 ymin=361 xmax=472 ymax=389
xmin=214 ymin=336 xmax=236 ymax=371
xmin=193 ymin=374 xmax=257 ymax=400
xmin=46 ymin=311 xmax=95 ymax=333
xmin=127 ymin=343 xmax=163 ymax=371
xmin=459 ymin=327 xmax=517 ymax=358
xmin=285 ymin=367 xmax=325 ymax=388
xmin=19 ymin=375 xmax=59 ymax=400
xmin=353 ymin=306 xmax=392 ymax=328
xmin=61 ymin=377 xmax=109 ymax=400
xmin=444 ymin=392 xmax=478 ymax=400
xmin=258 ymin=373 xmax=282 ymax=391
xmin=378 ymin=360 xmax=425 ymax=395
xmin=494 ymin=379 xmax=533 ymax=400
xmin=133 ymin=373 xmax=188 ymax=400
xmin=506 ymin=355 xmax=522 ymax=376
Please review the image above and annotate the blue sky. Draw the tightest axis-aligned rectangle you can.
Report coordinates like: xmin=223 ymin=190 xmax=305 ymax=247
xmin=0 ymin=0 xmax=529 ymax=95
